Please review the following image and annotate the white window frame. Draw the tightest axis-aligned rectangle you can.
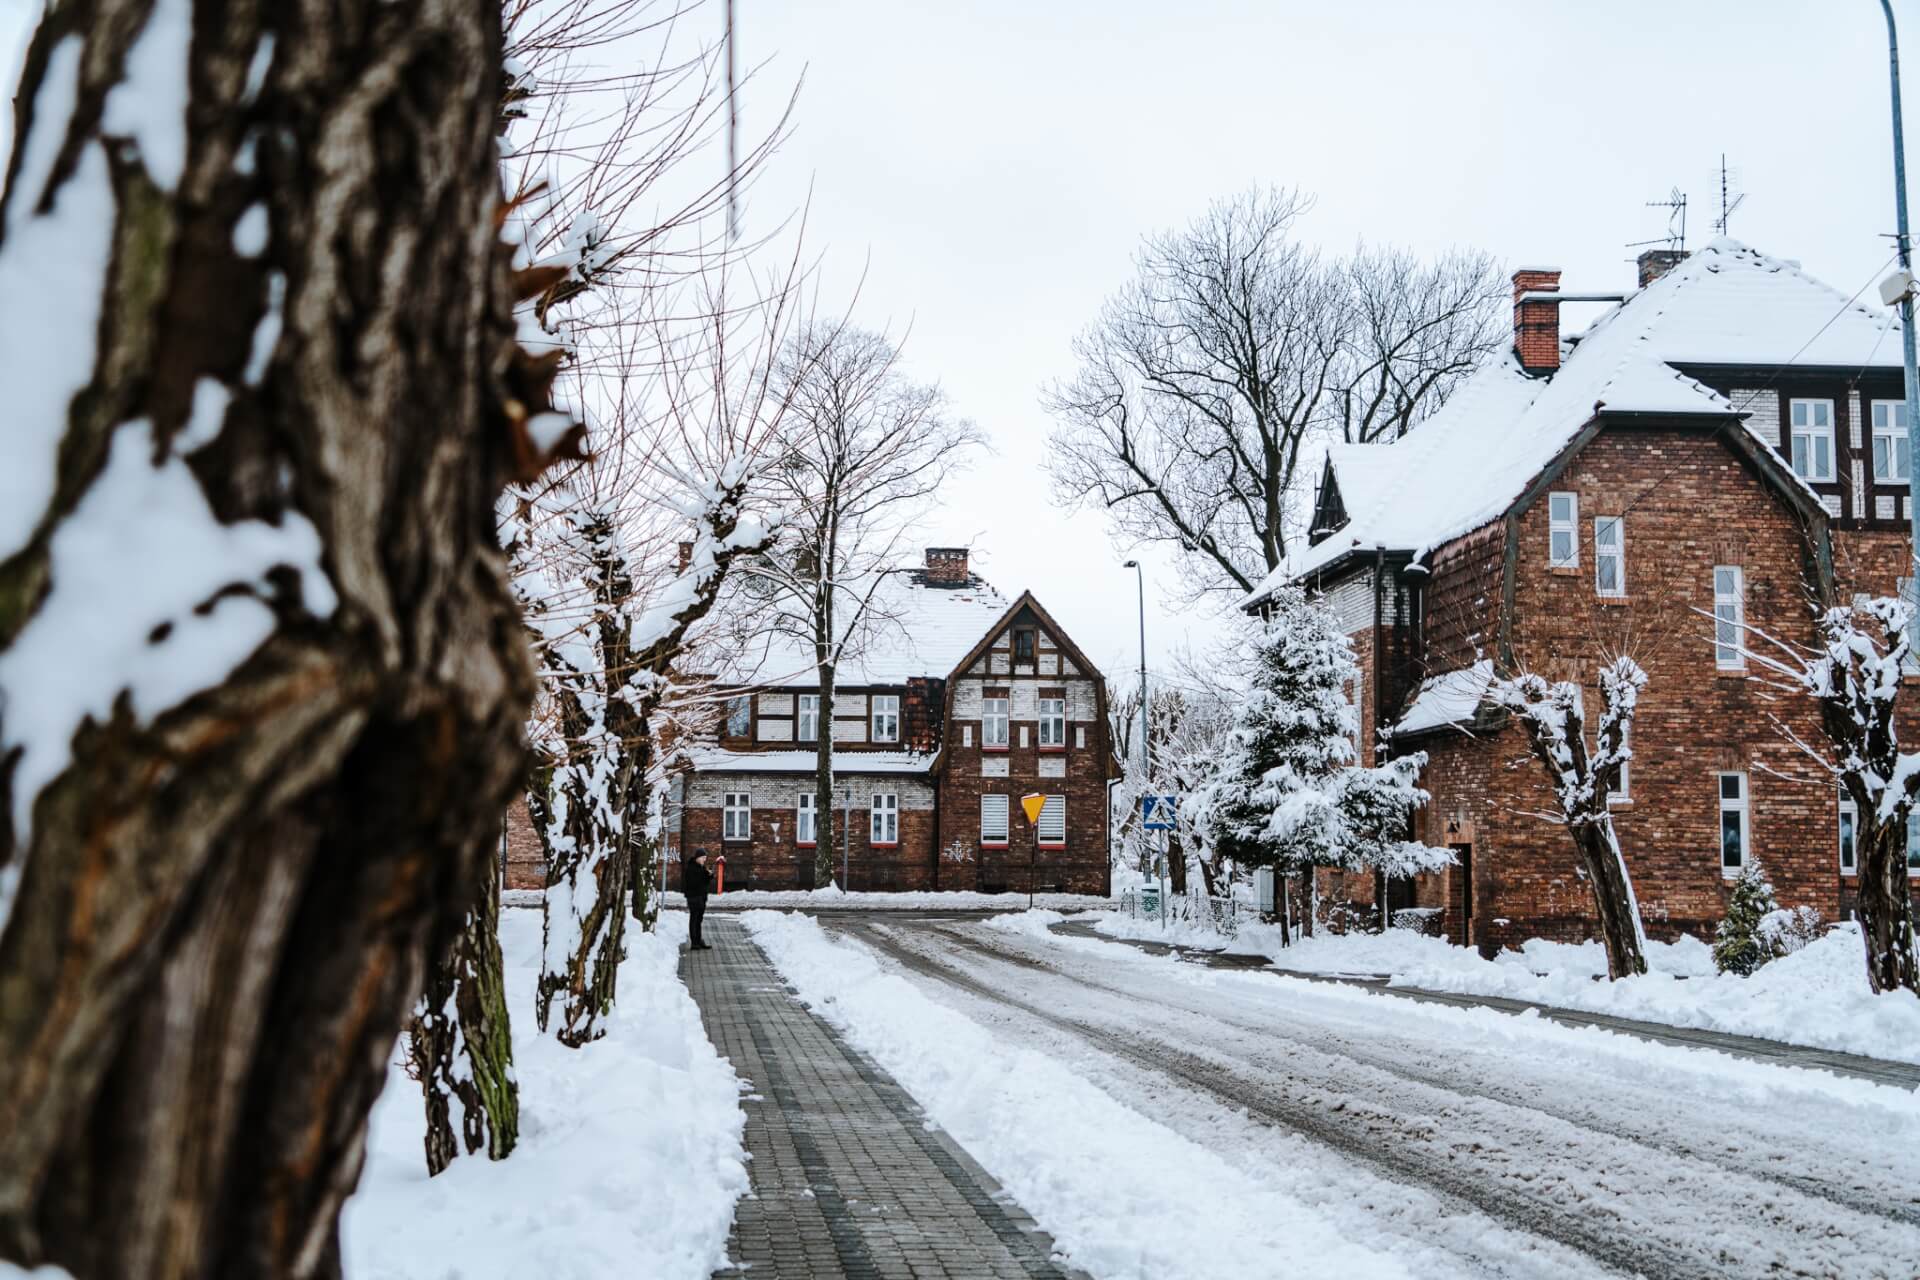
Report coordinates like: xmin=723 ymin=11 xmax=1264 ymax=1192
xmin=1548 ymin=491 xmax=1579 ymax=568
xmin=1606 ymin=722 xmax=1630 ymax=805
xmin=1872 ymin=399 xmax=1911 ymax=484
xmin=1037 ymin=794 xmax=1066 ymax=848
xmin=1789 ymin=398 xmax=1836 ymax=482
xmin=796 ymin=694 xmax=819 ymax=742
xmin=1038 ymin=697 xmax=1066 ymax=749
xmin=1593 ymin=515 xmax=1625 ymax=598
xmin=796 ymin=792 xmax=816 ymax=847
xmin=980 ymin=794 xmax=1009 ymax=848
xmin=1839 ymin=789 xmax=1857 ymax=876
xmin=871 ymin=694 xmax=900 ymax=743
xmin=869 ymin=792 xmax=899 ymax=847
xmin=983 ymin=696 xmax=1010 ymax=750
xmin=725 ymin=696 xmax=752 ymax=739
xmin=1910 ymin=811 xmax=1920 ymax=878
xmin=1717 ymin=772 xmax=1748 ymax=876
xmin=1714 ymin=565 xmax=1745 ymax=670
xmin=723 ymin=791 xmax=752 ymax=843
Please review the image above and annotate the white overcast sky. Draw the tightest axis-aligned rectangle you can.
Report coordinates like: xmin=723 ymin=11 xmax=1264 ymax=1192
xmin=7 ymin=0 xmax=1920 ymax=688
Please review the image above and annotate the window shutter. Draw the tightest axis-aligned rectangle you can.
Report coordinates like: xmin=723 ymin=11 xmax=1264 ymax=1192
xmin=980 ymin=795 xmax=1009 ymax=844
xmin=1038 ymin=795 xmax=1065 ymax=844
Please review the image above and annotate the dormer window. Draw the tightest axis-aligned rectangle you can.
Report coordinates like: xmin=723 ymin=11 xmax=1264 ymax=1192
xmin=1789 ymin=399 xmax=1835 ymax=482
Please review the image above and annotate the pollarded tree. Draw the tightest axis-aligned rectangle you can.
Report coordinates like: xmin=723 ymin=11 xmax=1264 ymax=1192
xmin=1747 ymin=598 xmax=1920 ymax=996
xmin=1194 ymin=583 xmax=1450 ymax=941
xmin=0 ymin=0 xmax=556 ymax=1273
xmin=1489 ymin=657 xmax=1650 ymax=979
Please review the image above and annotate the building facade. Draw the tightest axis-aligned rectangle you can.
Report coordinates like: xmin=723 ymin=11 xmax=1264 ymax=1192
xmin=1256 ymin=239 xmax=1920 ymax=950
xmin=667 ymin=550 xmax=1120 ymax=894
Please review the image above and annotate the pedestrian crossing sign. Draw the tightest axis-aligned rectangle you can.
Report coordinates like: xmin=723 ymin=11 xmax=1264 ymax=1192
xmin=1142 ymin=795 xmax=1177 ymax=830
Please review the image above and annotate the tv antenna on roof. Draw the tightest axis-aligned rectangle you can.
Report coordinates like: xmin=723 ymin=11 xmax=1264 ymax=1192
xmin=1714 ymin=154 xmax=1746 ymax=234
xmin=1628 ymin=187 xmax=1688 ymax=252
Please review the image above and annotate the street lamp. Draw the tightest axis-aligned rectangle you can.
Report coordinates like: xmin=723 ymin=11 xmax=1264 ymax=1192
xmin=1880 ymin=1 xmax=1920 ymax=588
xmin=1122 ymin=559 xmax=1148 ymax=789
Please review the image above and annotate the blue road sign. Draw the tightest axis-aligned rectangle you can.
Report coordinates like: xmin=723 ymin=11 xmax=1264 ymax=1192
xmin=1142 ymin=795 xmax=1178 ymax=830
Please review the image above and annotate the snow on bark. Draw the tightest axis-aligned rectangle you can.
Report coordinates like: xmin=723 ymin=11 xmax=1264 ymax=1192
xmin=1489 ymin=657 xmax=1649 ymax=979
xmin=408 ymin=873 xmax=518 ymax=1175
xmin=1194 ymin=582 xmax=1450 ymax=928
xmin=1750 ymin=598 xmax=1920 ymax=995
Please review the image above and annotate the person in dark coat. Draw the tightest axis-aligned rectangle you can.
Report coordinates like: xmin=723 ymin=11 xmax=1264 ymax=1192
xmin=684 ymin=849 xmax=714 ymax=950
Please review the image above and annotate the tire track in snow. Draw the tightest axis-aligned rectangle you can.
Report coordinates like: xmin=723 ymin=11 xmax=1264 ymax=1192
xmin=840 ymin=919 xmax=1919 ymax=1280
xmin=926 ymin=922 xmax=1920 ymax=1234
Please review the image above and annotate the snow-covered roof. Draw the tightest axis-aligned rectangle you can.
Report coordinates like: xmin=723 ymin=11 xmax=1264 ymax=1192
xmin=1389 ymin=661 xmax=1494 ymax=738
xmin=681 ymin=747 xmax=935 ymax=775
xmin=728 ymin=568 xmax=1011 ymax=687
xmin=1254 ymin=238 xmax=1897 ymax=604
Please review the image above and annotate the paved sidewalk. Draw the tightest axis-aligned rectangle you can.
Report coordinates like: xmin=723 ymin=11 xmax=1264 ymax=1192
xmin=682 ymin=918 xmax=1088 ymax=1280
xmin=1051 ymin=920 xmax=1920 ymax=1089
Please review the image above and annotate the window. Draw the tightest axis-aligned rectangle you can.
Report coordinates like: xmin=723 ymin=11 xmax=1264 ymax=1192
xmin=796 ymin=694 xmax=819 ymax=742
xmin=1717 ymin=773 xmax=1748 ymax=875
xmin=1594 ymin=516 xmax=1625 ymax=598
xmin=1789 ymin=398 xmax=1835 ymax=482
xmin=1839 ymin=790 xmax=1856 ymax=876
xmin=1038 ymin=697 xmax=1066 ymax=749
xmin=983 ymin=696 xmax=1010 ymax=749
xmin=1014 ymin=628 xmax=1036 ymax=665
xmin=871 ymin=695 xmax=900 ymax=743
xmin=723 ymin=791 xmax=752 ymax=842
xmin=1037 ymin=794 xmax=1066 ymax=848
xmin=1911 ymin=813 xmax=1920 ymax=876
xmin=1873 ymin=400 xmax=1911 ymax=484
xmin=725 ymin=696 xmax=752 ymax=738
xmin=1548 ymin=492 xmax=1578 ymax=567
xmin=980 ymin=794 xmax=1009 ymax=847
xmin=1607 ymin=723 xmax=1630 ymax=805
xmin=796 ymin=793 xmax=816 ymax=847
xmin=870 ymin=793 xmax=898 ymax=846
xmin=1714 ymin=566 xmax=1745 ymax=669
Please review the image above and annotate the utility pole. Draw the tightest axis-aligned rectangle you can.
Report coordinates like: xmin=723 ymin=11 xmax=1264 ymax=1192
xmin=1881 ymin=0 xmax=1920 ymax=587
xmin=1123 ymin=560 xmax=1150 ymax=879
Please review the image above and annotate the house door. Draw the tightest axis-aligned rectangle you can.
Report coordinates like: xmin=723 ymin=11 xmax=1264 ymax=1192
xmin=1449 ymin=844 xmax=1473 ymax=950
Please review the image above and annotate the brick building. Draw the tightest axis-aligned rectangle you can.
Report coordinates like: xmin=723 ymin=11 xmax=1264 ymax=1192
xmin=1254 ymin=238 xmax=1919 ymax=950
xmin=665 ymin=549 xmax=1120 ymax=894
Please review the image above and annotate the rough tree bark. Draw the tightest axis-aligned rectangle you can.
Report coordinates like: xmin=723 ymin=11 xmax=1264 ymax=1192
xmin=0 ymin=0 xmax=542 ymax=1275
xmin=1494 ymin=660 xmax=1649 ymax=980
xmin=408 ymin=870 xmax=518 ymax=1175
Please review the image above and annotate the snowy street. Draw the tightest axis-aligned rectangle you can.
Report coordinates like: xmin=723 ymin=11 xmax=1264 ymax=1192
xmin=745 ymin=910 xmax=1920 ymax=1280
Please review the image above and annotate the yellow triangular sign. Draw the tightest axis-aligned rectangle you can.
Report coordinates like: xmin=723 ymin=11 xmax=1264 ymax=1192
xmin=1020 ymin=792 xmax=1047 ymax=824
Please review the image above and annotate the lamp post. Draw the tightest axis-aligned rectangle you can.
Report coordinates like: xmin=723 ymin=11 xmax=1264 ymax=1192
xmin=1880 ymin=1 xmax=1920 ymax=581
xmin=1122 ymin=559 xmax=1152 ymax=886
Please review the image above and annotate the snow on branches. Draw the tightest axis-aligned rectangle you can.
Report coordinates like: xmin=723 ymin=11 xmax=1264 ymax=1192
xmin=1744 ymin=598 xmax=1920 ymax=995
xmin=1489 ymin=656 xmax=1649 ymax=978
xmin=1194 ymin=583 xmax=1449 ymax=885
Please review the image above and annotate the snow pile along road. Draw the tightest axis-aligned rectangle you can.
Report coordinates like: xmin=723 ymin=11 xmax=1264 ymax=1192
xmin=343 ymin=910 xmax=747 ymax=1280
xmin=504 ymin=884 xmax=1113 ymax=913
xmin=744 ymin=909 xmax=1412 ymax=1280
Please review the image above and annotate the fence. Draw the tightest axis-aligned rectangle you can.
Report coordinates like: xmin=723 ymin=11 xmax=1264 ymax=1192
xmin=1121 ymin=887 xmax=1242 ymax=937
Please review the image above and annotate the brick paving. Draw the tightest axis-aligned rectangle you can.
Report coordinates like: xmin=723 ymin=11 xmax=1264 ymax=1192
xmin=682 ymin=918 xmax=1088 ymax=1280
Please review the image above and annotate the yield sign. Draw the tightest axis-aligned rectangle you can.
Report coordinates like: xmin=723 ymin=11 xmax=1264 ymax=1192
xmin=1020 ymin=792 xmax=1047 ymax=824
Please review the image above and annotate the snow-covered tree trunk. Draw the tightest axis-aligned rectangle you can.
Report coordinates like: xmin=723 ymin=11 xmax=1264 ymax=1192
xmin=626 ymin=721 xmax=663 ymax=928
xmin=409 ymin=869 xmax=518 ymax=1175
xmin=0 ymin=1 xmax=539 ymax=1273
xmin=1492 ymin=658 xmax=1649 ymax=979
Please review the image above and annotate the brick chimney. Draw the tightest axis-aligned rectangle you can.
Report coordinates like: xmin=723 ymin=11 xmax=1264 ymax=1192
xmin=1512 ymin=267 xmax=1563 ymax=375
xmin=1636 ymin=248 xmax=1687 ymax=288
xmin=924 ymin=547 xmax=970 ymax=586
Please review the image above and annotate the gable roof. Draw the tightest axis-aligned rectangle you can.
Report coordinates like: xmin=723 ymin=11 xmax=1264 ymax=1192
xmin=726 ymin=566 xmax=1011 ymax=687
xmin=943 ymin=590 xmax=1108 ymax=689
xmin=1252 ymin=238 xmax=1898 ymax=605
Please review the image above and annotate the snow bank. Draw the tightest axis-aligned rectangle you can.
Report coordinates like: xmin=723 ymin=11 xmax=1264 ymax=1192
xmin=1397 ymin=924 xmax=1920 ymax=1065
xmin=648 ymin=887 xmax=1110 ymax=912
xmin=344 ymin=910 xmax=746 ymax=1279
xmin=743 ymin=909 xmax=1410 ymax=1280
xmin=1090 ymin=911 xmax=1919 ymax=1064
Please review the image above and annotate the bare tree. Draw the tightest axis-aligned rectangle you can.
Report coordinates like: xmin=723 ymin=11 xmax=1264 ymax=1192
xmin=0 ymin=0 xmax=551 ymax=1273
xmin=735 ymin=325 xmax=982 ymax=887
xmin=1110 ymin=681 xmax=1236 ymax=897
xmin=1043 ymin=187 xmax=1504 ymax=597
xmin=1744 ymin=599 xmax=1920 ymax=996
xmin=1489 ymin=658 xmax=1650 ymax=979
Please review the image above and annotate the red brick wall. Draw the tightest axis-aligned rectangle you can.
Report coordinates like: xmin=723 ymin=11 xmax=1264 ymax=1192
xmin=1414 ymin=426 xmax=1847 ymax=947
xmin=503 ymin=794 xmax=543 ymax=890
xmin=675 ymin=780 xmax=939 ymax=892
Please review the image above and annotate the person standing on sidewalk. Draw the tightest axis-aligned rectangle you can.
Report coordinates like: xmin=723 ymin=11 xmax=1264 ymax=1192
xmin=684 ymin=848 xmax=714 ymax=950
